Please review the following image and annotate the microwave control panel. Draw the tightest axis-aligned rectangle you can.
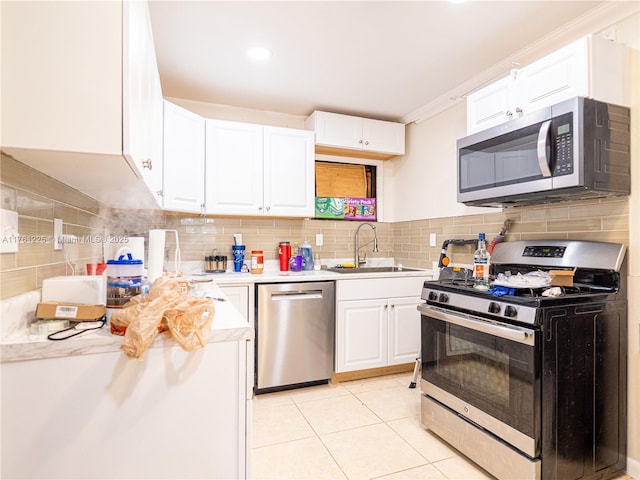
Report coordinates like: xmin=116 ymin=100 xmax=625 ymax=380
xmin=553 ymin=113 xmax=574 ymax=176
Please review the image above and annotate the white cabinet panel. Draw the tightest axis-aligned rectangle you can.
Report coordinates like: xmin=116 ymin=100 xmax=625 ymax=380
xmin=0 ymin=341 xmax=250 ymax=479
xmin=264 ymin=126 xmax=315 ymax=217
xmin=312 ymin=111 xmax=363 ymax=150
xmin=388 ymin=297 xmax=421 ymax=365
xmin=1 ymin=1 xmax=163 ymax=208
xmin=466 ymin=35 xmax=630 ymax=135
xmin=206 ymin=120 xmax=264 ymax=215
xmin=362 ymin=118 xmax=406 ymax=155
xmin=335 ymin=277 xmax=428 ymax=373
xmin=206 ymin=120 xmax=314 ymax=217
xmin=163 ymin=101 xmax=205 ymax=213
xmin=306 ymin=111 xmax=405 ymax=159
xmin=337 ymin=299 xmax=388 ymax=372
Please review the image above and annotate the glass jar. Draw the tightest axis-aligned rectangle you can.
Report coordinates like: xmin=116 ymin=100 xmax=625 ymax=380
xmin=251 ymin=250 xmax=264 ymax=274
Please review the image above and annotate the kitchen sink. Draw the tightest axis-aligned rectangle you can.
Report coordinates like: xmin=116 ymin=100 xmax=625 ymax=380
xmin=328 ymin=266 xmax=423 ymax=274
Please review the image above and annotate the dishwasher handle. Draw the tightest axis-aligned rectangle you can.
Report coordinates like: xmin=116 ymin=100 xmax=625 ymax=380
xmin=271 ymin=290 xmax=324 ymax=301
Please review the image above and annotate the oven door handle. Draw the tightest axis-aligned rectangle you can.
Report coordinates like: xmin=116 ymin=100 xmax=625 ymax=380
xmin=418 ymin=304 xmax=535 ymax=346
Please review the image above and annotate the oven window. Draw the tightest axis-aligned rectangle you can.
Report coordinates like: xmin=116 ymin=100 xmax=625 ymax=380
xmin=436 ymin=331 xmax=510 ymax=408
xmin=422 ymin=315 xmax=540 ymax=438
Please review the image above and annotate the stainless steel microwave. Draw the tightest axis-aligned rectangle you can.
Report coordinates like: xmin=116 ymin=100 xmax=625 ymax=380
xmin=457 ymin=97 xmax=631 ymax=207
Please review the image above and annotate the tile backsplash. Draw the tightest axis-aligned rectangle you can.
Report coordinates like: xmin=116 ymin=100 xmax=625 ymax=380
xmin=0 ymin=154 xmax=630 ymax=300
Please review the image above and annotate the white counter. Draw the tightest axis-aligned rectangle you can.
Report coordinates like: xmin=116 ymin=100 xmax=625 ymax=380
xmin=0 ymin=282 xmax=252 ymax=363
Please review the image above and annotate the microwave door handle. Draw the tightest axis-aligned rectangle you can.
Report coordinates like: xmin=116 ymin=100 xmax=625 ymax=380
xmin=537 ymin=120 xmax=553 ymax=177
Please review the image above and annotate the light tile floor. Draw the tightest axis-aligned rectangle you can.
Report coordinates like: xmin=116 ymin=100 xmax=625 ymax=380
xmin=251 ymin=373 xmax=636 ymax=480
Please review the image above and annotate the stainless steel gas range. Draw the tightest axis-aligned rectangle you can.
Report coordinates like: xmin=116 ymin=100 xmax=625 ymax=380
xmin=418 ymin=240 xmax=627 ymax=480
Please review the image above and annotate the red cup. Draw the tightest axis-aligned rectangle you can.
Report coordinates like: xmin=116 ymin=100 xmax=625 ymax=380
xmin=278 ymin=242 xmax=291 ymax=271
xmin=86 ymin=263 xmax=107 ymax=275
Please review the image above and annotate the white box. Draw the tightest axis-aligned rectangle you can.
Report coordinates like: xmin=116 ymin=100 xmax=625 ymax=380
xmin=42 ymin=276 xmax=106 ymax=305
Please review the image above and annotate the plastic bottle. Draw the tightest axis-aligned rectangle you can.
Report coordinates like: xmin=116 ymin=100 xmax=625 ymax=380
xmin=300 ymin=241 xmax=314 ymax=271
xmin=473 ymin=233 xmax=490 ymax=290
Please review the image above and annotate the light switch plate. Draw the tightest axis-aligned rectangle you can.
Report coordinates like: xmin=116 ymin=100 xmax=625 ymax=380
xmin=316 ymin=233 xmax=323 ymax=247
xmin=0 ymin=209 xmax=19 ymax=253
xmin=429 ymin=233 xmax=437 ymax=247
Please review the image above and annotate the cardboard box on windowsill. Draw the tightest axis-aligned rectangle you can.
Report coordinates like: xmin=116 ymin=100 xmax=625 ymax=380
xmin=549 ymin=268 xmax=577 ymax=287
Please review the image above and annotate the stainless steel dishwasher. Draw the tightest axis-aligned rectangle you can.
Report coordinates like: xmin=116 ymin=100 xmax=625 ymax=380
xmin=256 ymin=281 xmax=335 ymax=394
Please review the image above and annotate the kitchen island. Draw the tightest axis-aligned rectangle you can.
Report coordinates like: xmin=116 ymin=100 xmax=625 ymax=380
xmin=0 ymin=284 xmax=253 ymax=480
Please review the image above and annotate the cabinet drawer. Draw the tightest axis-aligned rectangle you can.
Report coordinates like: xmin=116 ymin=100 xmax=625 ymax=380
xmin=337 ymin=276 xmax=428 ymax=301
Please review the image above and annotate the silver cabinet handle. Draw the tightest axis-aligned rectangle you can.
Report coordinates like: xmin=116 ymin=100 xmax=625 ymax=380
xmin=515 ymin=107 xmax=523 ymax=116
xmin=364 ymin=141 xmax=369 ymax=146
xmin=142 ymin=159 xmax=152 ymax=170
xmin=358 ymin=139 xmax=363 ymax=144
xmin=506 ymin=110 xmax=513 ymax=119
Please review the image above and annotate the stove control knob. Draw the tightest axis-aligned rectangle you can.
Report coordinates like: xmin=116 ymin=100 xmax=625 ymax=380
xmin=428 ymin=291 xmax=438 ymax=301
xmin=504 ymin=305 xmax=518 ymax=318
xmin=488 ymin=302 xmax=501 ymax=314
xmin=438 ymin=293 xmax=449 ymax=303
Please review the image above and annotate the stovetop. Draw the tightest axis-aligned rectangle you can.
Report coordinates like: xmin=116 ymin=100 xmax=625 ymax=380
xmin=421 ymin=278 xmax=619 ymax=326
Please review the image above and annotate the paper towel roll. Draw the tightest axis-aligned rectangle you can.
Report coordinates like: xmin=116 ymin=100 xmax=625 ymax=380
xmin=148 ymin=230 xmax=166 ymax=283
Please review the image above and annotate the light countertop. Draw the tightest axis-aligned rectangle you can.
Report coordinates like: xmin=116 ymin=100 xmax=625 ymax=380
xmin=0 ymin=283 xmax=252 ymax=363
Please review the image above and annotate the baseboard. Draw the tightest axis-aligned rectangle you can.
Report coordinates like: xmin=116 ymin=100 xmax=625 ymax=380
xmin=331 ymin=363 xmax=414 ymax=383
xmin=626 ymin=456 xmax=640 ymax=479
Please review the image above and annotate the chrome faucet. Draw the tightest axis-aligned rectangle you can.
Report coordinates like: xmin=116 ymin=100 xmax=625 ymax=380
xmin=355 ymin=222 xmax=379 ymax=267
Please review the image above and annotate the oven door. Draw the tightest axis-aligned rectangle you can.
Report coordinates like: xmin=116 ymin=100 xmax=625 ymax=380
xmin=419 ymin=304 xmax=541 ymax=457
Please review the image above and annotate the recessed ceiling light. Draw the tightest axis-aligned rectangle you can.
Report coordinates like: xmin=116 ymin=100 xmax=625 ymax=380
xmin=247 ymin=47 xmax=271 ymax=61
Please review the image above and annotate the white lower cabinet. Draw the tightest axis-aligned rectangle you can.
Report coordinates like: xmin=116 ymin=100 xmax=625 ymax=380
xmin=219 ymin=284 xmax=252 ymax=325
xmin=0 ymin=340 xmax=251 ymax=479
xmin=335 ymin=276 xmax=428 ymax=374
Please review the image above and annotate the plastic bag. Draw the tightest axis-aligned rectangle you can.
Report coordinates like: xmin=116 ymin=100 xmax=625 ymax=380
xmin=164 ymin=298 xmax=215 ymax=352
xmin=112 ymin=277 xmax=215 ymax=359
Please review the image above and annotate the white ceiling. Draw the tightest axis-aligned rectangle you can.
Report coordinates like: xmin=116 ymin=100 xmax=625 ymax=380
xmin=148 ymin=1 xmax=636 ymax=124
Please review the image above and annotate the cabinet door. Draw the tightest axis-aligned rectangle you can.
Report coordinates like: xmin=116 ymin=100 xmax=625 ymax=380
xmin=313 ymin=111 xmax=363 ymax=150
xmin=388 ymin=297 xmax=421 ymax=366
xmin=162 ymin=101 xmax=205 ymax=213
xmin=1 ymin=1 xmax=122 ymax=154
xmin=336 ymin=299 xmax=387 ymax=373
xmin=144 ymin=61 xmax=164 ymax=205
xmin=517 ymin=37 xmax=589 ymax=115
xmin=263 ymin=127 xmax=315 ymax=217
xmin=362 ymin=118 xmax=405 ymax=155
xmin=219 ymin=285 xmax=250 ymax=322
xmin=466 ymin=75 xmax=516 ymax=134
xmin=205 ymin=120 xmax=263 ymax=215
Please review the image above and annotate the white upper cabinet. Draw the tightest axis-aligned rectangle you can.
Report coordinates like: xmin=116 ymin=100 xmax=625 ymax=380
xmin=0 ymin=0 xmax=161 ymax=208
xmin=162 ymin=101 xmax=206 ymax=213
xmin=263 ymin=126 xmax=315 ymax=217
xmin=206 ymin=120 xmax=314 ymax=217
xmin=466 ymin=35 xmax=630 ymax=134
xmin=205 ymin=120 xmax=264 ymax=215
xmin=124 ymin=0 xmax=164 ymax=202
xmin=305 ymin=111 xmax=405 ymax=160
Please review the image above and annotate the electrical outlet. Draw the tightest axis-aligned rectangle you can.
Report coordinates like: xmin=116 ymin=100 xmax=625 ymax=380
xmin=53 ymin=218 xmax=63 ymax=250
xmin=316 ymin=233 xmax=323 ymax=247
xmin=429 ymin=233 xmax=437 ymax=247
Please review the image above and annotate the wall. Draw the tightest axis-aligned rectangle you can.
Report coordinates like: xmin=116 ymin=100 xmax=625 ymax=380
xmin=0 ymin=154 xmax=113 ymax=299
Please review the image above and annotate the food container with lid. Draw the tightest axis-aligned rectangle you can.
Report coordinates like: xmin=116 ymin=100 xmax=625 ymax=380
xmin=106 ymin=251 xmax=143 ymax=308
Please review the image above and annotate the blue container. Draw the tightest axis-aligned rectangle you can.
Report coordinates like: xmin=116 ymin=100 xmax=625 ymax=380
xmin=232 ymin=245 xmax=246 ymax=272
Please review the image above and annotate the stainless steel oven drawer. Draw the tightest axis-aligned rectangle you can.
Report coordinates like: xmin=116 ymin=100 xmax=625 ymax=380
xmin=421 ymin=395 xmax=540 ymax=480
